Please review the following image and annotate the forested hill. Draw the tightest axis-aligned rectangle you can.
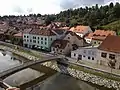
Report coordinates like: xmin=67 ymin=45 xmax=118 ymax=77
xmin=45 ymin=2 xmax=120 ymax=30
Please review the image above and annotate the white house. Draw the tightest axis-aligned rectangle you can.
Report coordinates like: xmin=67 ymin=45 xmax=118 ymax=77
xmin=64 ymin=31 xmax=84 ymax=49
xmin=23 ymin=28 xmax=57 ymax=51
xmin=51 ymin=40 xmax=72 ymax=55
xmin=71 ymin=46 xmax=98 ymax=63
xmin=70 ymin=25 xmax=93 ymax=38
xmin=97 ymin=35 xmax=120 ymax=69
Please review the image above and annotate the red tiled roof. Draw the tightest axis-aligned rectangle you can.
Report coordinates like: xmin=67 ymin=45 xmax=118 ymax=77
xmin=93 ymin=30 xmax=116 ymax=36
xmin=85 ymin=30 xmax=116 ymax=41
xmin=70 ymin=25 xmax=89 ymax=33
xmin=51 ymin=40 xmax=69 ymax=49
xmin=98 ymin=35 xmax=120 ymax=53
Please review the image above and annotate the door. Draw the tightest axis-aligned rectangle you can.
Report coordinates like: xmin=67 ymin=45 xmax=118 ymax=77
xmin=78 ymin=55 xmax=82 ymax=60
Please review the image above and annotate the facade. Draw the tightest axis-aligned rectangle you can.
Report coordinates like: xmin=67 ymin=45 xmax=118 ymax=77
xmin=70 ymin=25 xmax=92 ymax=38
xmin=98 ymin=36 xmax=120 ymax=69
xmin=64 ymin=31 xmax=84 ymax=48
xmin=51 ymin=40 xmax=72 ymax=55
xmin=71 ymin=46 xmax=98 ymax=63
xmin=23 ymin=28 xmax=57 ymax=51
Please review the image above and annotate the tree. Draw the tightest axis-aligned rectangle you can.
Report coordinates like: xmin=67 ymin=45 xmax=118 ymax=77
xmin=109 ymin=2 xmax=114 ymax=8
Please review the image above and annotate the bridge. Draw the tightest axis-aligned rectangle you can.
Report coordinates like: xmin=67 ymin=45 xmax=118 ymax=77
xmin=0 ymin=56 xmax=61 ymax=79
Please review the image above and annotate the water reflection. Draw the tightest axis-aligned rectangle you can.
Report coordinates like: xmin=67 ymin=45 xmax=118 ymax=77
xmin=0 ymin=51 xmax=21 ymax=72
xmin=4 ymin=68 xmax=45 ymax=86
xmin=39 ymin=73 xmax=99 ymax=90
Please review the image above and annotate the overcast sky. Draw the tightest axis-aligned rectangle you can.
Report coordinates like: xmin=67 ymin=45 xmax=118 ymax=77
xmin=0 ymin=0 xmax=120 ymax=15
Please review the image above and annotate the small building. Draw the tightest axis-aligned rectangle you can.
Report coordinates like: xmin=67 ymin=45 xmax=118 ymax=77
xmin=71 ymin=46 xmax=98 ymax=63
xmin=64 ymin=31 xmax=84 ymax=49
xmin=91 ymin=30 xmax=116 ymax=46
xmin=51 ymin=40 xmax=72 ymax=55
xmin=13 ymin=32 xmax=23 ymax=45
xmin=70 ymin=25 xmax=92 ymax=38
xmin=98 ymin=36 xmax=120 ymax=69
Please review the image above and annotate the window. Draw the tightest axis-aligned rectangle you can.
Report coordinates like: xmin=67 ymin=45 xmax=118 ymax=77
xmin=68 ymin=37 xmax=70 ymax=39
xmin=24 ymin=39 xmax=26 ymax=42
xmin=45 ymin=42 xmax=47 ymax=45
xmin=24 ymin=35 xmax=26 ymax=38
xmin=45 ymin=38 xmax=47 ymax=40
xmin=27 ymin=36 xmax=29 ymax=38
xmin=51 ymin=38 xmax=52 ymax=41
xmin=109 ymin=54 xmax=115 ymax=59
xmin=41 ymin=37 xmax=43 ymax=40
xmin=27 ymin=40 xmax=29 ymax=42
xmin=74 ymin=53 xmax=76 ymax=56
xmin=41 ymin=41 xmax=43 ymax=44
xmin=101 ymin=52 xmax=107 ymax=58
xmin=53 ymin=48 xmax=55 ymax=51
xmin=88 ymin=57 xmax=90 ymax=59
xmin=38 ymin=41 xmax=39 ymax=44
xmin=60 ymin=50 xmax=62 ymax=52
xmin=94 ymin=42 xmax=96 ymax=44
xmin=30 ymin=40 xmax=32 ymax=42
xmin=92 ymin=57 xmax=94 ymax=60
xmin=83 ymin=56 xmax=85 ymax=57
xmin=38 ymin=37 xmax=39 ymax=39
xmin=33 ymin=40 xmax=36 ymax=43
xmin=83 ymin=50 xmax=86 ymax=53
xmin=92 ymin=52 xmax=95 ymax=55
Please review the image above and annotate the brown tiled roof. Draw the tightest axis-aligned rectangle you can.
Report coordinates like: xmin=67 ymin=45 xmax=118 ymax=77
xmin=30 ymin=29 xmax=56 ymax=36
xmin=70 ymin=25 xmax=89 ymax=33
xmin=65 ymin=31 xmax=82 ymax=40
xmin=98 ymin=36 xmax=120 ymax=53
xmin=14 ymin=32 xmax=23 ymax=37
xmin=23 ymin=28 xmax=32 ymax=34
xmin=51 ymin=40 xmax=69 ymax=49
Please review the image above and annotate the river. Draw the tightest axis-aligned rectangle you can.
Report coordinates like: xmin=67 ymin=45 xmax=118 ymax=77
xmin=0 ymin=51 xmax=114 ymax=90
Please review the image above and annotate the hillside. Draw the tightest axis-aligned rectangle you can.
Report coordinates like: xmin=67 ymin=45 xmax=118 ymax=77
xmin=100 ymin=20 xmax=120 ymax=35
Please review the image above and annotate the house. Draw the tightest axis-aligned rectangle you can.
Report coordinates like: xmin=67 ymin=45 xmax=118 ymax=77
xmin=70 ymin=25 xmax=92 ymax=38
xmin=98 ymin=36 xmax=120 ymax=69
xmin=23 ymin=28 xmax=57 ymax=51
xmin=91 ymin=30 xmax=116 ymax=46
xmin=71 ymin=46 xmax=98 ymax=63
xmin=64 ymin=31 xmax=84 ymax=49
xmin=51 ymin=40 xmax=72 ymax=55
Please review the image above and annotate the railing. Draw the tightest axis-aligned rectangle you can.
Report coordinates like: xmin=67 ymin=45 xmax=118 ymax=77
xmin=0 ymin=56 xmax=60 ymax=79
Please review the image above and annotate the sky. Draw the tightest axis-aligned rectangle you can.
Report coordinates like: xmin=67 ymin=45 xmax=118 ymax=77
xmin=0 ymin=0 xmax=120 ymax=16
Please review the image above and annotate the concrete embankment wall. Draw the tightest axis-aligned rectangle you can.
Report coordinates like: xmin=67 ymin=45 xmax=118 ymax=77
xmin=41 ymin=61 xmax=120 ymax=90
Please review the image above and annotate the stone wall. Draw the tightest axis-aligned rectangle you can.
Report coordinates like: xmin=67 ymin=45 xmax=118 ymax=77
xmin=41 ymin=61 xmax=120 ymax=90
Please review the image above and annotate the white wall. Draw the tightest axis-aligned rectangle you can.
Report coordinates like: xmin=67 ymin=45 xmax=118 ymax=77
xmin=71 ymin=48 xmax=98 ymax=63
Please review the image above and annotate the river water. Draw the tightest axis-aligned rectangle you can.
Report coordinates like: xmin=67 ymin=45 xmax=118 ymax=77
xmin=0 ymin=51 xmax=113 ymax=90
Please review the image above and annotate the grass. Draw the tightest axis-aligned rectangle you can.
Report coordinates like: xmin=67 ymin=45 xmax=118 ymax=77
xmin=101 ymin=20 xmax=120 ymax=35
xmin=69 ymin=63 xmax=120 ymax=82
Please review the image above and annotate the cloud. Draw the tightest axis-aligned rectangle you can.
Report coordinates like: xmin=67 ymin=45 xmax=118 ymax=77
xmin=59 ymin=0 xmax=119 ymax=10
xmin=13 ymin=6 xmax=24 ymax=14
